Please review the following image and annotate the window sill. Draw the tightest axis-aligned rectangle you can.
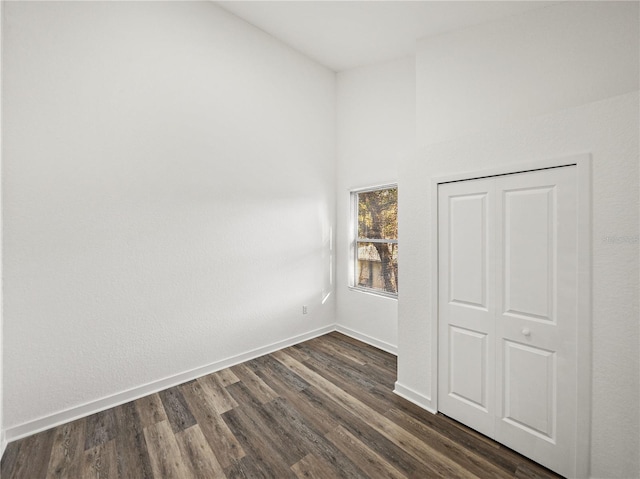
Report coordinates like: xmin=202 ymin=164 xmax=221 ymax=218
xmin=348 ymin=286 xmax=398 ymax=301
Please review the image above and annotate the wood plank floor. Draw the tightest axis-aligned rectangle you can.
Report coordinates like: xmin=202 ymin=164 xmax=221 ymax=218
xmin=1 ymin=332 xmax=562 ymax=478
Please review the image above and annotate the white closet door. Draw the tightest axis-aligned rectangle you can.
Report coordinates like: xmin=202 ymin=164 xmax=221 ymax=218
xmin=494 ymin=166 xmax=577 ymax=477
xmin=438 ymin=166 xmax=578 ymax=478
xmin=438 ymin=177 xmax=496 ymax=438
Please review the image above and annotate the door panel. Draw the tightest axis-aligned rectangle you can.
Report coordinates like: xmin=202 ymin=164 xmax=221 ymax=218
xmin=503 ymin=340 xmax=556 ymax=441
xmin=438 ymin=178 xmax=495 ymax=437
xmin=449 ymin=326 xmax=488 ymax=411
xmin=495 ymin=167 xmax=577 ymax=477
xmin=503 ymin=186 xmax=555 ymax=322
xmin=449 ymin=194 xmax=488 ymax=309
xmin=438 ymin=166 xmax=578 ymax=478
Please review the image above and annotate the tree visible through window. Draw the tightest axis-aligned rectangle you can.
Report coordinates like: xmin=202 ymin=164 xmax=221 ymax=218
xmin=353 ymin=186 xmax=398 ymax=296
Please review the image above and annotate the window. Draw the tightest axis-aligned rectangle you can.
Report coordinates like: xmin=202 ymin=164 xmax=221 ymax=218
xmin=351 ymin=185 xmax=398 ymax=297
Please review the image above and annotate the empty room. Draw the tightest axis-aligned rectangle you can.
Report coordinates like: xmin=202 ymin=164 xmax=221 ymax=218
xmin=0 ymin=1 xmax=638 ymax=478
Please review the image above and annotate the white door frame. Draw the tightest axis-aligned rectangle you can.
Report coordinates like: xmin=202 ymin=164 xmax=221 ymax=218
xmin=430 ymin=153 xmax=592 ymax=478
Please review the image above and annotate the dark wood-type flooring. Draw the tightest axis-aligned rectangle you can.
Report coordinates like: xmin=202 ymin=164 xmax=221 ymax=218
xmin=1 ymin=332 xmax=562 ymax=478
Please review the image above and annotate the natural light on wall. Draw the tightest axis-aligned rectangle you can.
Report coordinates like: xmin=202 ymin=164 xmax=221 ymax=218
xmin=322 ymin=224 xmax=333 ymax=304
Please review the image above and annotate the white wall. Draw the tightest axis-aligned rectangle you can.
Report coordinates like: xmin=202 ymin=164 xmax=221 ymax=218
xmin=2 ymin=1 xmax=336 ymax=436
xmin=0 ymin=0 xmax=4 ymax=457
xmin=416 ymin=1 xmax=639 ymax=147
xmin=398 ymin=2 xmax=639 ymax=478
xmin=335 ymin=57 xmax=415 ymax=353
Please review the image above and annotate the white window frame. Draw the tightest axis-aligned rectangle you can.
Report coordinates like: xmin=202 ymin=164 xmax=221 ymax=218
xmin=349 ymin=183 xmax=398 ymax=299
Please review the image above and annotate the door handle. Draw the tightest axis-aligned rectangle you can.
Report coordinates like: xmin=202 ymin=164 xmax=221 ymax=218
xmin=522 ymin=328 xmax=531 ymax=337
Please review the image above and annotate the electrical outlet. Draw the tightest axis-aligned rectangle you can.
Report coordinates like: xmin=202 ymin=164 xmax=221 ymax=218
xmin=302 ymin=305 xmax=308 ymax=314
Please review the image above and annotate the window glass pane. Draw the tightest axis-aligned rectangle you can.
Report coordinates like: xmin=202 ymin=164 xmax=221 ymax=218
xmin=356 ymin=241 xmax=398 ymax=294
xmin=357 ymin=188 xmax=398 ymax=240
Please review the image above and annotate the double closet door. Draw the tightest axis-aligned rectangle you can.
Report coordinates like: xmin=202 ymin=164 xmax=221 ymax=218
xmin=438 ymin=166 xmax=578 ymax=478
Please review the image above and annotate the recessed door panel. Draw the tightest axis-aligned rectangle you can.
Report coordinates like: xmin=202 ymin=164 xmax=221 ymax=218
xmin=449 ymin=194 xmax=487 ymax=309
xmin=449 ymin=326 xmax=487 ymax=410
xmin=503 ymin=186 xmax=555 ymax=322
xmin=503 ymin=340 xmax=556 ymax=441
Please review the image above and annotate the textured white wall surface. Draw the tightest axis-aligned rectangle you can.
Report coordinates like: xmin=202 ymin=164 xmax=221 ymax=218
xmin=399 ymin=4 xmax=639 ymax=476
xmin=0 ymin=0 xmax=4 ymax=456
xmin=399 ymin=92 xmax=639 ymax=478
xmin=3 ymin=1 xmax=336 ymax=432
xmin=335 ymin=57 xmax=415 ymax=352
xmin=416 ymin=1 xmax=639 ymax=146
xmin=2 ymin=4 xmax=639 ymax=477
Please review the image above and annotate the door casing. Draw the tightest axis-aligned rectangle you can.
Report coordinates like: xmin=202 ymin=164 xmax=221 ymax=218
xmin=430 ymin=153 xmax=592 ymax=478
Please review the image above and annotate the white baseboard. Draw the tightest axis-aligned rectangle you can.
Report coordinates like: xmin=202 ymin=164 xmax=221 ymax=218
xmin=393 ymin=382 xmax=437 ymax=414
xmin=335 ymin=325 xmax=397 ymax=355
xmin=5 ymin=325 xmax=334 ymax=442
